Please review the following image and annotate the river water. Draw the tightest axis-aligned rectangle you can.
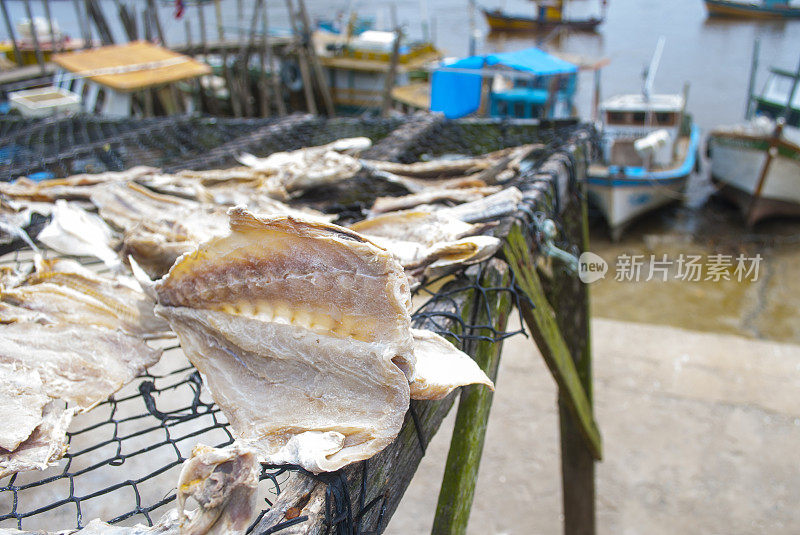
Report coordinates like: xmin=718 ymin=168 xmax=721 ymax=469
xmin=3 ymin=0 xmax=800 ymax=343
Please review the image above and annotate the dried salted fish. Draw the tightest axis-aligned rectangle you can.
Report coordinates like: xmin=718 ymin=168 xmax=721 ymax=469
xmin=0 ymin=400 xmax=73 ymax=479
xmin=0 ymin=166 xmax=158 ymax=203
xmin=36 ymin=200 xmax=120 ymax=268
xmin=91 ymin=182 xmax=229 ymax=277
xmin=153 ymin=209 xmax=492 ymax=473
xmin=177 ymin=444 xmax=260 ymax=535
xmin=155 ymin=209 xmax=412 ymax=473
xmin=0 ymin=320 xmax=160 ymax=477
xmin=0 ymin=363 xmax=49 ymax=451
xmin=0 ymin=445 xmax=258 ymax=534
xmin=0 ymin=322 xmax=161 ymax=412
xmin=5 ymin=268 xmax=169 ymax=338
xmin=349 ymin=210 xmax=501 ymax=275
xmin=237 ymin=138 xmax=369 ymax=199
xmin=349 ymin=210 xmax=479 ymax=246
xmin=370 ymin=186 xmax=502 ymax=214
xmin=408 ymin=329 xmax=494 ymax=400
xmin=437 ymin=186 xmax=524 ymax=223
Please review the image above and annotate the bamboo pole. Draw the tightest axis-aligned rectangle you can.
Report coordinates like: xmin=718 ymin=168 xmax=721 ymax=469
xmin=0 ymin=0 xmax=23 ymax=65
xmin=285 ymin=0 xmax=317 ymax=115
xmin=257 ymin=2 xmax=271 ymax=117
xmin=22 ymin=0 xmax=46 ymax=73
xmin=42 ymin=0 xmax=57 ymax=53
xmin=432 ymin=260 xmax=512 ymax=535
xmin=380 ymin=27 xmax=401 ymax=117
xmin=264 ymin=2 xmax=286 ymax=116
xmin=85 ymin=0 xmax=114 ymax=45
xmin=213 ymin=0 xmax=242 ymax=117
xmin=296 ymin=0 xmax=335 ymax=116
xmin=71 ymin=0 xmax=90 ymax=48
xmin=146 ymin=0 xmax=165 ymax=45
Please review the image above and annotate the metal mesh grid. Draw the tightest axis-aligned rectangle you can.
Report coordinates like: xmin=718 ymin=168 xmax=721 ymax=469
xmin=0 ymin=116 xmax=591 ymax=533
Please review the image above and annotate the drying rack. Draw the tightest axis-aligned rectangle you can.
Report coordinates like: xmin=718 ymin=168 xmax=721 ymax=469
xmin=0 ymin=113 xmax=601 ymax=534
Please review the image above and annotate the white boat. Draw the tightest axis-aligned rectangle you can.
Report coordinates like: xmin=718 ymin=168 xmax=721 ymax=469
xmin=586 ymin=40 xmax=699 ymax=240
xmin=707 ymin=62 xmax=800 ymax=226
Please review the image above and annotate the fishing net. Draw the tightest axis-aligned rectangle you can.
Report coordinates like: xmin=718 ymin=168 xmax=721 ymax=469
xmin=0 ymin=113 xmax=592 ymax=533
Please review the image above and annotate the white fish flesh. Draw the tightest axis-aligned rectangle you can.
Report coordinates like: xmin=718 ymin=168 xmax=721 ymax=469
xmin=154 ymin=208 xmax=492 ymax=473
xmin=36 ymin=200 xmax=120 ymax=269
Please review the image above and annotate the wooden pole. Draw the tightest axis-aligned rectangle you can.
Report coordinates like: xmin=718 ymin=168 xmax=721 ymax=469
xmin=42 ymin=0 xmax=57 ymax=53
xmin=146 ymin=0 xmax=165 ymax=45
xmin=380 ymin=27 xmax=402 ymax=117
xmin=257 ymin=2 xmax=271 ymax=117
xmin=296 ymin=0 xmax=335 ymax=116
xmin=432 ymin=260 xmax=512 ymax=535
xmin=213 ymin=0 xmax=242 ymax=117
xmin=285 ymin=0 xmax=317 ymax=115
xmin=745 ymin=39 xmax=760 ymax=120
xmin=22 ymin=0 xmax=46 ymax=73
xmin=85 ymin=0 xmax=114 ymax=45
xmin=70 ymin=0 xmax=91 ymax=48
xmin=264 ymin=1 xmax=287 ymax=116
xmin=0 ymin=0 xmax=24 ymax=65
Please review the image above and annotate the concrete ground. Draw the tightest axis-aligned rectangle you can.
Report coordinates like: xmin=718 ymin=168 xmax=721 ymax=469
xmin=386 ymin=317 xmax=800 ymax=534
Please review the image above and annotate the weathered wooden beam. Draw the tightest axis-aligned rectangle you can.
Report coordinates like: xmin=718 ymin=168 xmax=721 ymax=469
xmin=432 ymin=259 xmax=512 ymax=534
xmin=541 ymin=172 xmax=597 ymax=535
xmin=503 ymin=224 xmax=602 ymax=460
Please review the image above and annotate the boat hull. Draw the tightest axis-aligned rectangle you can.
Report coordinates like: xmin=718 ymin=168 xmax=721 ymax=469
xmin=481 ymin=9 xmax=602 ymax=32
xmin=704 ymin=0 xmax=800 ymax=19
xmin=708 ymin=130 xmax=800 ymax=224
xmin=587 ymin=126 xmax=700 ymax=239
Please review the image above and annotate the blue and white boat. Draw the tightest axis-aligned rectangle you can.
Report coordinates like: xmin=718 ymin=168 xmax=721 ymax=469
xmin=586 ymin=40 xmax=700 ymax=239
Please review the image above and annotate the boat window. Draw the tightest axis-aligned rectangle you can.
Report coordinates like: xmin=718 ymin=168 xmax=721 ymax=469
xmin=655 ymin=112 xmax=675 ymax=126
xmin=632 ymin=111 xmax=646 ymax=124
xmin=606 ymin=111 xmax=626 ymax=124
xmin=496 ymin=100 xmax=508 ymax=116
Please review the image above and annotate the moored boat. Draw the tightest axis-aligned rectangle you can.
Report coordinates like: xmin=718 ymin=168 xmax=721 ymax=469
xmin=704 ymin=0 xmax=800 ymax=19
xmin=707 ymin=58 xmax=800 ymax=226
xmin=586 ymin=39 xmax=700 ymax=239
xmin=481 ymin=8 xmax=603 ymax=32
xmin=481 ymin=1 xmax=605 ymax=33
xmin=587 ymin=95 xmax=699 ymax=240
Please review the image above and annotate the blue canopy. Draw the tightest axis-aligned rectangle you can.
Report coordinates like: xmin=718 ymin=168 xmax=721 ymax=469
xmin=431 ymin=48 xmax=577 ymax=119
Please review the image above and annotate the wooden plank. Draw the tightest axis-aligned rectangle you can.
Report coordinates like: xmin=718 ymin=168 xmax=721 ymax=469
xmin=432 ymin=259 xmax=512 ymax=534
xmin=503 ymin=224 xmax=602 ymax=460
xmin=52 ymin=41 xmax=210 ymax=92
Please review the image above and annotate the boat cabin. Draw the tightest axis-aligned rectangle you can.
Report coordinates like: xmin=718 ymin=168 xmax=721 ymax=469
xmin=431 ymin=47 xmax=578 ymax=119
xmin=753 ymin=67 xmax=800 ymax=127
xmin=599 ymin=93 xmax=684 ymax=168
xmin=315 ymin=30 xmax=441 ymax=111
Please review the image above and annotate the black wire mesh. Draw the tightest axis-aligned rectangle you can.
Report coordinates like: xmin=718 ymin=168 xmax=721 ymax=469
xmin=0 ymin=115 xmax=592 ymax=533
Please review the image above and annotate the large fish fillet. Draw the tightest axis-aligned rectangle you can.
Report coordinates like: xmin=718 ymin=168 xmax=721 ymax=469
xmin=154 ymin=208 xmax=492 ymax=473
